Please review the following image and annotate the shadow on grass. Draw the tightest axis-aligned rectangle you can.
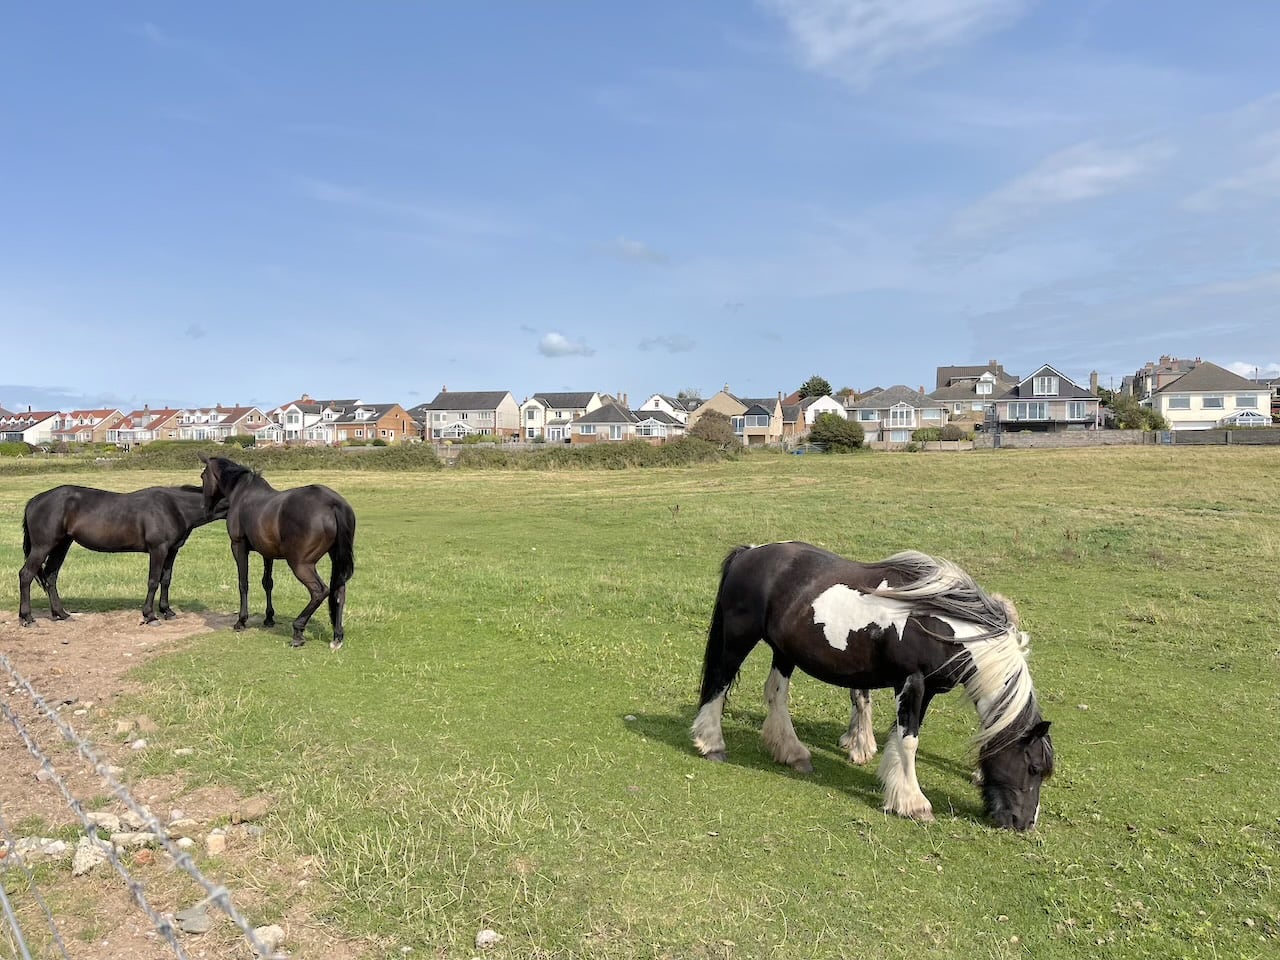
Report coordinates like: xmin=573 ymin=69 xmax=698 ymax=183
xmin=46 ymin=596 xmax=214 ymax=615
xmin=625 ymin=709 xmax=987 ymax=824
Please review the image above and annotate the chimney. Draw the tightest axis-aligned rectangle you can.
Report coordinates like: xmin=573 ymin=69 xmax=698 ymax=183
xmin=919 ymin=385 xmax=925 ymax=394
xmin=622 ymin=392 xmax=628 ymax=408
xmin=1089 ymin=371 xmax=1099 ymax=395
xmin=441 ymin=385 xmax=448 ymax=393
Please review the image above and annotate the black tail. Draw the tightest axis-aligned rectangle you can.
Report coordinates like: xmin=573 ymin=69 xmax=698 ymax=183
xmin=698 ymin=545 xmax=753 ymax=705
xmin=22 ymin=512 xmax=50 ymax=591
xmin=328 ymin=502 xmax=356 ymax=624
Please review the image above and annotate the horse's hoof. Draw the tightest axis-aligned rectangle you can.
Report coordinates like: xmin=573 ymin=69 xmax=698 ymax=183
xmin=703 ymin=750 xmax=728 ymax=762
xmin=329 ymin=639 xmax=343 ymax=651
xmin=885 ymin=803 xmax=935 ymax=823
xmin=19 ymin=617 xmax=35 ymax=628
xmin=263 ymin=618 xmax=275 ymax=628
xmin=53 ymin=612 xmax=71 ymax=621
xmin=790 ymin=758 xmax=815 ymax=775
xmin=161 ymin=610 xmax=176 ymax=620
xmin=290 ymin=637 xmax=306 ymax=648
xmin=846 ymin=746 xmax=876 ymax=765
xmin=233 ymin=621 xmax=247 ymax=632
xmin=140 ymin=618 xmax=159 ymax=627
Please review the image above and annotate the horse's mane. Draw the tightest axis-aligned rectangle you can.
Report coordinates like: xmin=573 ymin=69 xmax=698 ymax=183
xmin=213 ymin=457 xmax=262 ymax=487
xmin=874 ymin=550 xmax=1035 ymax=751
xmin=176 ymin=484 xmax=203 ymax=494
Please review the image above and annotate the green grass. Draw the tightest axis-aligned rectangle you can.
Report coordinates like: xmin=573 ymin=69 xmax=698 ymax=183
xmin=2 ymin=449 xmax=1278 ymax=958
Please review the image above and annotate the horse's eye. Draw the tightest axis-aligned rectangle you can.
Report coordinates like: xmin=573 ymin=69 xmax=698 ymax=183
xmin=1029 ymin=763 xmax=1043 ymax=777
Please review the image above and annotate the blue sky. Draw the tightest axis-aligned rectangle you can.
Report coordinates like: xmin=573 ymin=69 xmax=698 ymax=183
xmin=3 ymin=1 xmax=1279 ymax=413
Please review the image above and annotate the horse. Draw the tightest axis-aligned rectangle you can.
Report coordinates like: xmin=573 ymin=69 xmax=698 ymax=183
xmin=197 ymin=453 xmax=356 ymax=649
xmin=18 ymin=484 xmax=228 ymax=626
xmin=691 ymin=542 xmax=1054 ymax=831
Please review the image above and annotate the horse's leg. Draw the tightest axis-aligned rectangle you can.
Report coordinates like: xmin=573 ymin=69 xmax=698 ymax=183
xmin=43 ymin=539 xmax=74 ymax=621
xmin=261 ymin=558 xmax=275 ymax=627
xmin=287 ymin=559 xmax=328 ymax=648
xmin=140 ymin=547 xmax=166 ymax=624
xmin=877 ymin=673 xmax=935 ymax=821
xmin=692 ymin=603 xmax=759 ymax=762
xmin=761 ymin=655 xmax=814 ymax=774
xmin=839 ymin=688 xmax=877 ymax=763
xmin=328 ymin=579 xmax=346 ymax=651
xmin=18 ymin=542 xmax=52 ymax=627
xmin=158 ymin=536 xmax=190 ymax=619
xmin=231 ymin=539 xmax=252 ymax=631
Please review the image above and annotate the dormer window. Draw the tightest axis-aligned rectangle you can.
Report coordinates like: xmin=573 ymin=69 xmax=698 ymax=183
xmin=976 ymin=380 xmax=992 ymax=395
xmin=1033 ymin=376 xmax=1059 ymax=396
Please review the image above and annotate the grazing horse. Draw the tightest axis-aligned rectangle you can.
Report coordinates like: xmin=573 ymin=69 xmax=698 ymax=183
xmin=19 ymin=484 xmax=228 ymax=626
xmin=692 ymin=542 xmax=1054 ymax=831
xmin=198 ymin=454 xmax=356 ymax=649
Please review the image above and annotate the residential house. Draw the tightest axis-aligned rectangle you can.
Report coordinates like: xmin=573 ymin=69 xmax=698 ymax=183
xmin=1147 ymin=361 xmax=1272 ymax=430
xmin=0 ymin=410 xmax=61 ymax=445
xmin=687 ymin=386 xmax=785 ymax=445
xmin=685 ymin=385 xmax=748 ymax=428
xmin=571 ymin=401 xmax=637 ymax=444
xmin=1252 ymin=375 xmax=1280 ymax=420
xmin=519 ymin=392 xmax=603 ymax=442
xmin=992 ymin=365 xmax=1101 ymax=432
xmin=411 ymin=389 xmax=521 ymax=440
xmin=330 ymin=403 xmax=420 ymax=443
xmin=107 ymin=407 xmax=183 ymax=446
xmin=930 ymin=361 xmax=1019 ymax=429
xmin=635 ymin=394 xmax=695 ymax=424
xmin=846 ymin=386 xmax=948 ymax=444
xmin=175 ymin=405 xmax=273 ymax=441
xmin=50 ymin=409 xmax=125 ymax=445
xmin=1132 ymin=355 xmax=1200 ymax=399
xmin=633 ymin=409 xmax=685 ymax=443
xmin=269 ymin=395 xmax=363 ymax=444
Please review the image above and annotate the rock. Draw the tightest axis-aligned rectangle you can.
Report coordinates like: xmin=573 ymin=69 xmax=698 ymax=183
xmin=174 ymin=905 xmax=211 ymax=935
xmin=475 ymin=929 xmax=504 ymax=950
xmin=170 ymin=818 xmax=200 ymax=833
xmin=130 ymin=738 xmax=148 ymax=751
xmin=623 ymin=715 xmax=637 ymax=722
xmin=72 ymin=837 xmax=110 ymax=876
xmin=13 ymin=837 xmax=68 ymax=860
xmin=135 ymin=716 xmax=160 ymax=734
xmin=110 ymin=832 xmax=157 ymax=850
xmin=206 ymin=830 xmax=226 ymax=856
xmin=169 ymin=809 xmax=185 ymax=823
xmin=34 ymin=767 xmax=55 ymax=783
xmin=73 ymin=709 xmax=87 ymax=716
xmin=132 ymin=848 xmax=155 ymax=866
xmin=252 ymin=924 xmax=286 ymax=956
xmin=233 ymin=796 xmax=271 ymax=824
xmin=176 ymin=837 xmax=195 ymax=850
xmin=119 ymin=808 xmax=151 ymax=831
xmin=174 ymin=747 xmax=195 ymax=757
xmin=86 ymin=811 xmax=122 ymax=835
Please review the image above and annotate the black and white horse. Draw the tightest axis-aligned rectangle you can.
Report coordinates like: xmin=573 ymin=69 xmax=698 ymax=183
xmin=692 ymin=542 xmax=1054 ymax=831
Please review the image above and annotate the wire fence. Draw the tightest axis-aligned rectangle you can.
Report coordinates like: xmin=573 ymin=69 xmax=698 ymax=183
xmin=0 ymin=650 xmax=283 ymax=958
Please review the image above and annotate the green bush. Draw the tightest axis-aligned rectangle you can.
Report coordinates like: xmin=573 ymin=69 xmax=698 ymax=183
xmin=118 ymin=440 xmax=442 ymax=472
xmin=452 ymin=437 xmax=732 ymax=471
xmin=0 ymin=441 xmax=32 ymax=457
xmin=810 ymin=412 xmax=864 ymax=450
xmin=940 ymin=423 xmax=969 ymax=441
xmin=371 ymin=438 xmax=388 ymax=446
xmin=223 ymin=434 xmax=256 ymax=448
xmin=911 ymin=427 xmax=942 ymax=442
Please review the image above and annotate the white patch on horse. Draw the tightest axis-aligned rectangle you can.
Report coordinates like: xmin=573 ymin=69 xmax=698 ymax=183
xmin=812 ymin=582 xmax=911 ymax=651
xmin=877 ymin=728 xmax=933 ymax=820
xmin=692 ymin=692 xmax=728 ymax=755
xmin=761 ymin=669 xmax=812 ymax=769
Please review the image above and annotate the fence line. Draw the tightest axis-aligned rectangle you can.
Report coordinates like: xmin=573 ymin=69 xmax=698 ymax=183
xmin=0 ymin=651 xmax=283 ymax=959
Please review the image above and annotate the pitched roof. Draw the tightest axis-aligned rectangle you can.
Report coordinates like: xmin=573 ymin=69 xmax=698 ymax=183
xmin=846 ymin=385 xmax=940 ymax=409
xmin=330 ymin=403 xmax=407 ymax=424
xmin=530 ymin=392 xmax=597 ymax=408
xmin=998 ymin=365 xmax=1096 ymax=401
xmin=929 ymin=375 xmax=1016 ymax=402
xmin=575 ymin=402 xmax=637 ymax=425
xmin=1152 ymin=360 xmax=1265 ymax=394
xmin=412 ymin=391 xmax=512 ymax=412
xmin=633 ymin=409 xmax=682 ymax=425
xmin=936 ymin=362 xmax=1016 ymax=389
xmin=741 ymin=402 xmax=774 ymax=418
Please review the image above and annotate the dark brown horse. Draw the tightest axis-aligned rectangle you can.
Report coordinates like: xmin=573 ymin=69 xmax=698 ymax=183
xmin=198 ymin=454 xmax=356 ymax=649
xmin=19 ymin=484 xmax=228 ymax=626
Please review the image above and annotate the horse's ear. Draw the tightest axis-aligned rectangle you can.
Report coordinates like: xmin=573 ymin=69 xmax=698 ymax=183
xmin=198 ymin=452 xmax=209 ymax=463
xmin=1026 ymin=720 xmax=1051 ymax=741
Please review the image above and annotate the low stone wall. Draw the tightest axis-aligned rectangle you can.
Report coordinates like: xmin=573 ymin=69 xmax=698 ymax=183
xmin=972 ymin=430 xmax=1149 ymax=449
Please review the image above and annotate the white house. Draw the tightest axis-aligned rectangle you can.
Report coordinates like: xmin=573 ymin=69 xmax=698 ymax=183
xmin=519 ymin=392 xmax=602 ymax=442
xmin=1147 ymin=361 xmax=1273 ymax=430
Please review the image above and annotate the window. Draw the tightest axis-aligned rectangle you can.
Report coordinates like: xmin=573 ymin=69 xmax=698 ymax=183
xmin=356 ymin=430 xmax=364 ymax=438
xmin=1167 ymin=396 xmax=1190 ymax=410
xmin=1033 ymin=376 xmax=1059 ymax=396
xmin=527 ymin=428 xmax=536 ymax=439
xmin=1236 ymin=395 xmax=1258 ymax=408
xmin=609 ymin=425 xmax=624 ymax=440
xmin=977 ymin=380 xmax=992 ymax=395
xmin=526 ymin=408 xmax=537 ymax=420
xmin=953 ymin=403 xmax=963 ymax=413
xmin=1202 ymin=395 xmax=1225 ymax=410
xmin=731 ymin=417 xmax=745 ymax=433
xmin=579 ymin=424 xmax=596 ymax=435
xmin=746 ymin=414 xmax=770 ymax=427
xmin=1007 ymin=402 xmax=1047 ymax=420
xmin=889 ymin=406 xmax=914 ymax=427
xmin=1067 ymin=401 xmax=1090 ymax=420
xmin=858 ymin=409 xmax=879 ymax=422
xmin=636 ymin=423 xmax=665 ymax=437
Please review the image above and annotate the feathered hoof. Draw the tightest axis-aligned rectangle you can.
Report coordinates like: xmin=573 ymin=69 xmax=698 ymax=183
xmin=703 ymin=750 xmax=728 ymax=762
xmin=886 ymin=802 xmax=935 ymax=822
xmin=790 ymin=757 xmax=815 ymax=774
xmin=19 ymin=615 xmax=35 ymax=627
xmin=329 ymin=638 xmax=344 ymax=651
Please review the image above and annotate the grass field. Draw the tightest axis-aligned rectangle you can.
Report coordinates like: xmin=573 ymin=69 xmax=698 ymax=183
xmin=2 ymin=448 xmax=1278 ymax=958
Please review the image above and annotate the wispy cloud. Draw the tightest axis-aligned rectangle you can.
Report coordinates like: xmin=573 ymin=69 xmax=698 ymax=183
xmin=935 ymin=139 xmax=1172 ymax=253
xmin=1184 ymin=131 xmax=1280 ymax=211
xmin=538 ymin=333 xmax=595 ymax=358
xmin=135 ymin=21 xmax=175 ymax=47
xmin=184 ymin=323 xmax=206 ymax=340
xmin=601 ymin=235 xmax=669 ymax=264
xmin=1227 ymin=360 xmax=1280 ymax=379
xmin=295 ymin=177 xmax=523 ymax=240
xmin=638 ymin=334 xmax=697 ymax=353
xmin=760 ymin=0 xmax=1029 ymax=85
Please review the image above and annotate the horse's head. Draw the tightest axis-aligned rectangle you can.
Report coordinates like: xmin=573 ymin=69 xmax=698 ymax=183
xmin=978 ymin=717 xmax=1053 ymax=831
xmin=197 ymin=452 xmax=228 ymax=515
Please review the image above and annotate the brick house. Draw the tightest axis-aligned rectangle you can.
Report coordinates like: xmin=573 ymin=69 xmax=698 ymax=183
xmin=330 ymin=403 xmax=420 ymax=443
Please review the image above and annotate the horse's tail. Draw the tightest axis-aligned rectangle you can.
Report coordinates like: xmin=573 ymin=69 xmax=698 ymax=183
xmin=327 ymin=501 xmax=356 ymax=623
xmin=21 ymin=510 xmax=49 ymax=591
xmin=697 ymin=545 xmax=754 ymax=705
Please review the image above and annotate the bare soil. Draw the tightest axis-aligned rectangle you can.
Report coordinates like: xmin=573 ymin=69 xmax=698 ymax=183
xmin=0 ymin=609 xmax=381 ymax=959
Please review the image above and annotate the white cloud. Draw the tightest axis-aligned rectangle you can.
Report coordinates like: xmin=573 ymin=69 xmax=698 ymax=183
xmin=638 ymin=334 xmax=696 ymax=353
xmin=1184 ymin=131 xmax=1280 ymax=211
xmin=1227 ymin=360 xmax=1280 ymax=379
xmin=602 ymin=236 xmax=669 ymax=264
xmin=538 ymin=333 xmax=595 ymax=358
xmin=760 ymin=0 xmax=1029 ymax=85
xmin=936 ymin=139 xmax=1172 ymax=251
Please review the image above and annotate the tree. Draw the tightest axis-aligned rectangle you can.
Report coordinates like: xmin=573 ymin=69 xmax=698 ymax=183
xmin=809 ymin=412 xmax=864 ymax=450
xmin=835 ymin=386 xmax=855 ymax=401
xmin=798 ymin=375 xmax=834 ymax=399
xmin=676 ymin=387 xmax=703 ymax=402
xmin=688 ymin=410 xmax=739 ymax=448
xmin=1106 ymin=392 xmax=1168 ymax=431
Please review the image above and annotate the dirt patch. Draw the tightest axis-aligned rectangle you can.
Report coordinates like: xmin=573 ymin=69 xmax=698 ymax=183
xmin=0 ymin=609 xmax=381 ymax=959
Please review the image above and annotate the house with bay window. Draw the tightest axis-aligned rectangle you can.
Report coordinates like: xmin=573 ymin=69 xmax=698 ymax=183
xmin=1146 ymin=361 xmax=1272 ymax=430
xmin=992 ymin=365 xmax=1101 ymax=432
xmin=571 ymin=401 xmax=637 ymax=444
xmin=845 ymin=386 xmax=947 ymax=444
xmin=410 ymin=390 xmax=520 ymax=440
xmin=519 ymin=391 xmax=603 ymax=442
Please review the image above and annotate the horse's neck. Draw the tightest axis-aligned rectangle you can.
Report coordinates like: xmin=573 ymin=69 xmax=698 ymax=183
xmin=232 ymin=474 xmax=275 ymax=500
